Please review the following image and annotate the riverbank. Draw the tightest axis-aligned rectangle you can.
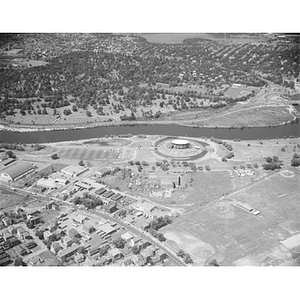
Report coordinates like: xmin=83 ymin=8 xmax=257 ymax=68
xmin=0 ymin=113 xmax=298 ymax=134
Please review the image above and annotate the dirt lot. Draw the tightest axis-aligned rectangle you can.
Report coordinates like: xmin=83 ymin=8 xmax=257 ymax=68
xmin=161 ymin=170 xmax=300 ymax=266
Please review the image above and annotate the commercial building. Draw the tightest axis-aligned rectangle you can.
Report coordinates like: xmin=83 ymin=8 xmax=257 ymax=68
xmin=0 ymin=161 xmax=35 ymax=182
xmin=61 ymin=165 xmax=88 ymax=177
xmin=171 ymin=139 xmax=190 ymax=149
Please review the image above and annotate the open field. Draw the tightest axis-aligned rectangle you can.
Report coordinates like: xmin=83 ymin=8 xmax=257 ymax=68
xmin=150 ymin=170 xmax=233 ymax=207
xmin=188 ymin=106 xmax=295 ymax=127
xmin=161 ymin=171 xmax=300 ymax=265
xmin=57 ymin=147 xmax=118 ymax=160
xmin=138 ymin=33 xmax=268 ymax=44
xmin=224 ymin=85 xmax=257 ymax=98
xmin=0 ymin=188 xmax=28 ymax=210
xmin=83 ymin=138 xmax=132 ymax=147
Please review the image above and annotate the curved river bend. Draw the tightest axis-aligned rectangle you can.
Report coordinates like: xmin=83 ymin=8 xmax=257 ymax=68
xmin=0 ymin=123 xmax=299 ymax=144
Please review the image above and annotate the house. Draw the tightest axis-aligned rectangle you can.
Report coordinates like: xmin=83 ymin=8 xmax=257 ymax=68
xmin=86 ymin=234 xmax=106 ymax=255
xmin=27 ymin=216 xmax=41 ymax=227
xmin=108 ymin=248 xmax=123 ymax=261
xmin=156 ymin=249 xmax=167 ymax=261
xmin=140 ymin=248 xmax=154 ymax=264
xmin=97 ymin=256 xmax=112 ymax=266
xmin=74 ymin=181 xmax=92 ymax=191
xmin=0 ymin=249 xmax=11 ymax=266
xmin=102 ymin=190 xmax=115 ymax=199
xmin=123 ymin=215 xmax=135 ymax=224
xmin=74 ymin=253 xmax=85 ymax=263
xmin=68 ymin=228 xmax=81 ymax=239
xmin=95 ymin=187 xmax=107 ymax=195
xmin=110 ymin=193 xmax=123 ymax=202
xmin=43 ymin=230 xmax=52 ymax=240
xmin=28 ymin=255 xmax=44 ymax=266
xmin=51 ymin=242 xmax=63 ymax=254
xmin=14 ymin=244 xmax=29 ymax=256
xmin=104 ymin=202 xmax=117 ymax=214
xmin=45 ymin=201 xmax=59 ymax=210
xmin=2 ymin=217 xmax=12 ymax=227
xmin=32 ymin=185 xmax=46 ymax=193
xmin=58 ymin=244 xmax=81 ymax=259
xmin=84 ymin=255 xmax=98 ymax=266
xmin=121 ymin=232 xmax=134 ymax=243
xmin=122 ymin=258 xmax=134 ymax=266
xmin=73 ymin=214 xmax=89 ymax=224
xmin=135 ymin=217 xmax=151 ymax=230
xmin=25 ymin=241 xmax=37 ymax=250
xmin=62 ymin=235 xmax=75 ymax=247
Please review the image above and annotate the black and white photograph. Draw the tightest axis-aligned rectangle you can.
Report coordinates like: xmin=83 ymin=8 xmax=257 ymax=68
xmin=0 ymin=1 xmax=299 ymax=300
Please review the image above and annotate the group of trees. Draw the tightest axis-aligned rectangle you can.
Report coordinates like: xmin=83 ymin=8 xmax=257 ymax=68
xmin=176 ymin=249 xmax=193 ymax=264
xmin=73 ymin=193 xmax=103 ymax=209
xmin=262 ymin=156 xmax=282 ymax=170
xmin=1 ymin=34 xmax=297 ymax=121
xmin=112 ymin=237 xmax=126 ymax=249
xmin=0 ymin=143 xmax=25 ymax=151
xmin=148 ymin=228 xmax=166 ymax=242
xmin=149 ymin=216 xmax=172 ymax=231
xmin=291 ymin=153 xmax=300 ymax=167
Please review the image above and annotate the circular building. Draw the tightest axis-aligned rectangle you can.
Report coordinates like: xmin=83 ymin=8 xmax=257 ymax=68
xmin=171 ymin=139 xmax=190 ymax=149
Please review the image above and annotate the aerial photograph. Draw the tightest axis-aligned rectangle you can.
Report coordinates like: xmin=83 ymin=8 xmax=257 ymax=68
xmin=0 ymin=32 xmax=299 ymax=268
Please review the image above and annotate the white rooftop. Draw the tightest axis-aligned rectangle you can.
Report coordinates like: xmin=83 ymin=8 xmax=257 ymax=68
xmin=172 ymin=139 xmax=189 ymax=145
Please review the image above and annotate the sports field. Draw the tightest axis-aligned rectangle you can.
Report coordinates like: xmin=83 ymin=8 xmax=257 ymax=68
xmin=57 ymin=147 xmax=118 ymax=160
xmin=162 ymin=171 xmax=300 ymax=265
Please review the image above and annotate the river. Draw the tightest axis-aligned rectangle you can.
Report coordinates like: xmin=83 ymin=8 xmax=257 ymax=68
xmin=0 ymin=123 xmax=299 ymax=144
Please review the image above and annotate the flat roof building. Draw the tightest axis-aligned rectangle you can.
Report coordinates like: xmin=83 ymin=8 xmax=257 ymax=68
xmin=0 ymin=161 xmax=35 ymax=182
xmin=171 ymin=139 xmax=190 ymax=149
xmin=61 ymin=165 xmax=88 ymax=177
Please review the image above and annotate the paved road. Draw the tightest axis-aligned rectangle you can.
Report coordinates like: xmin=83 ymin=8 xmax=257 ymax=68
xmin=62 ymin=201 xmax=186 ymax=266
xmin=0 ymin=182 xmax=185 ymax=266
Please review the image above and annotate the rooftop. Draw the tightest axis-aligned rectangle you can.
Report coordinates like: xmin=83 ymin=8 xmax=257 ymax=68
xmin=0 ymin=161 xmax=34 ymax=180
xmin=172 ymin=139 xmax=189 ymax=145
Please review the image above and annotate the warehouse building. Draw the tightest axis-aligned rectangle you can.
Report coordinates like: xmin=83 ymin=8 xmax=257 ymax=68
xmin=0 ymin=161 xmax=35 ymax=182
xmin=61 ymin=165 xmax=88 ymax=177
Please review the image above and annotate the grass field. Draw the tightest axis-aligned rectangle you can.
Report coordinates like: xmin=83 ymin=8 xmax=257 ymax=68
xmin=224 ymin=86 xmax=256 ymax=98
xmin=161 ymin=171 xmax=300 ymax=265
xmin=0 ymin=188 xmax=28 ymax=210
xmin=57 ymin=147 xmax=118 ymax=160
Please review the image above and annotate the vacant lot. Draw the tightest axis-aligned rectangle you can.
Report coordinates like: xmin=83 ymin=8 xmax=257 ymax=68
xmin=0 ymin=188 xmax=29 ymax=210
xmin=57 ymin=147 xmax=118 ymax=160
xmin=151 ymin=170 xmax=232 ymax=207
xmin=161 ymin=171 xmax=300 ymax=265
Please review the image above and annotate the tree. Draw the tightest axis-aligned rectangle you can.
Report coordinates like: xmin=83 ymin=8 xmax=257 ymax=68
xmin=132 ymin=245 xmax=140 ymax=255
xmin=183 ymin=254 xmax=193 ymax=264
xmin=14 ymin=258 xmax=26 ymax=266
xmin=51 ymin=153 xmax=59 ymax=160
xmin=176 ymin=249 xmax=185 ymax=258
xmin=157 ymin=233 xmax=166 ymax=242
xmin=208 ymin=259 xmax=220 ymax=266
xmin=265 ymin=157 xmax=273 ymax=163
xmin=6 ymin=150 xmax=16 ymax=159
xmin=291 ymin=157 xmax=300 ymax=167
xmin=35 ymin=230 xmax=44 ymax=240
xmin=112 ymin=237 xmax=125 ymax=249
xmin=78 ymin=160 xmax=84 ymax=166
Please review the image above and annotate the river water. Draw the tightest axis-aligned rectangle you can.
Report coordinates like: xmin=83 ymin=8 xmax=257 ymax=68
xmin=0 ymin=123 xmax=299 ymax=144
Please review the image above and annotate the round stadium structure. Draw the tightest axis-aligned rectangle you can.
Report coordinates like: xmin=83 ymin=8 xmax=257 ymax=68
xmin=171 ymin=139 xmax=190 ymax=149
